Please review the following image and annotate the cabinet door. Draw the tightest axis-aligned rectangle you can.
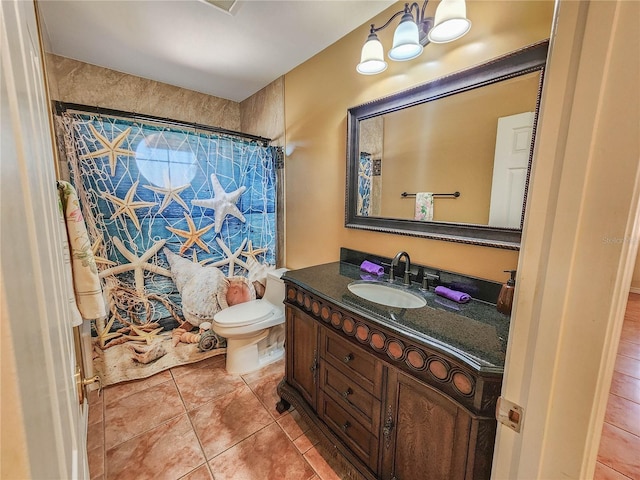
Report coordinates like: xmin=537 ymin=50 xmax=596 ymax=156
xmin=381 ymin=370 xmax=471 ymax=480
xmin=286 ymin=307 xmax=319 ymax=410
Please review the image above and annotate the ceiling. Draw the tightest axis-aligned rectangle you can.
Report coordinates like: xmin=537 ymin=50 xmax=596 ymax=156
xmin=37 ymin=0 xmax=396 ymax=102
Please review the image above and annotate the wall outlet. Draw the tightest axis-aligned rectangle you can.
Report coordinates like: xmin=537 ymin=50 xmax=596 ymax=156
xmin=496 ymin=396 xmax=524 ymax=433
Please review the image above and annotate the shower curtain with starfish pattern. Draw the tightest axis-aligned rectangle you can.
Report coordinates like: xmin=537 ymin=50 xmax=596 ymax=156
xmin=57 ymin=108 xmax=277 ymax=385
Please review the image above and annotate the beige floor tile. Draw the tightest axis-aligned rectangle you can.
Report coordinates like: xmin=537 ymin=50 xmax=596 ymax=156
xmin=179 ymin=463 xmax=213 ymax=480
xmin=174 ymin=359 xmax=245 ymax=410
xmin=303 ymin=446 xmax=342 ymax=480
xmin=88 ymin=393 xmax=104 ymax=426
xmin=106 ymin=414 xmax=205 ymax=480
xmin=104 ymin=379 xmax=185 ymax=450
xmin=246 ymin=372 xmax=290 ymax=419
xmin=103 ymin=370 xmax=173 ymax=406
xmin=87 ymin=420 xmax=104 ymax=452
xmin=277 ymin=409 xmax=310 ymax=441
xmin=190 ymin=384 xmax=273 ymax=459
xmin=241 ymin=357 xmax=285 ymax=385
xmin=88 ymin=445 xmax=104 ymax=480
xmin=208 ymin=423 xmax=315 ymax=480
xmin=170 ymin=354 xmax=225 ymax=380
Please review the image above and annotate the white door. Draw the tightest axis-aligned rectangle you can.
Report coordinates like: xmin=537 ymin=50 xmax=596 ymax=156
xmin=1 ymin=1 xmax=88 ymax=478
xmin=488 ymin=112 xmax=535 ymax=228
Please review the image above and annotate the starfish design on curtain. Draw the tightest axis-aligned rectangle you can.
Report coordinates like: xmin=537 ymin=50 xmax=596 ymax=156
xmin=82 ymin=124 xmax=134 ymax=176
xmin=91 ymin=238 xmax=116 ymax=267
xmin=209 ymin=237 xmax=248 ymax=276
xmin=143 ymin=179 xmax=190 ymax=214
xmin=191 ymin=173 xmax=246 ymax=233
xmin=166 ymin=212 xmax=215 ymax=255
xmin=241 ymin=240 xmax=267 ymax=262
xmin=99 ymin=237 xmax=171 ymax=295
xmin=191 ymin=250 xmax=214 ymax=266
xmin=102 ymin=181 xmax=156 ymax=231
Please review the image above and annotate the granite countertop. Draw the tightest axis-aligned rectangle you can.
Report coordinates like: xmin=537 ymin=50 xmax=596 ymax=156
xmin=283 ymin=262 xmax=510 ymax=374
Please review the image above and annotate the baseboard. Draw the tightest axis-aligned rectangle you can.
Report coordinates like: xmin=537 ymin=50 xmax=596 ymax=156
xmin=630 ymin=287 xmax=640 ymax=294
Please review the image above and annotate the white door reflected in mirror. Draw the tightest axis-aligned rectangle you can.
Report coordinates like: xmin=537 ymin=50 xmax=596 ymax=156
xmin=488 ymin=112 xmax=534 ymax=228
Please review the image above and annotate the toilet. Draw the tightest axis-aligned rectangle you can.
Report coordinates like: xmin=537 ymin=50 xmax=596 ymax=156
xmin=212 ymin=268 xmax=288 ymax=374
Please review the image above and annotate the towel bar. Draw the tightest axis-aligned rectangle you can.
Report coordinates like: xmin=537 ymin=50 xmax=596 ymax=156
xmin=401 ymin=191 xmax=460 ymax=198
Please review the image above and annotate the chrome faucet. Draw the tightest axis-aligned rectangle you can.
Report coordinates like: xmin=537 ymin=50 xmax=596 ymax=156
xmin=390 ymin=251 xmax=411 ymax=286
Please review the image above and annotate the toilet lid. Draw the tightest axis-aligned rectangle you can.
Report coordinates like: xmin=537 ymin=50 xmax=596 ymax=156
xmin=214 ymin=300 xmax=275 ymax=327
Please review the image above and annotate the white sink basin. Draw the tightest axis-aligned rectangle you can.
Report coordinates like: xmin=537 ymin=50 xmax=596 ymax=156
xmin=347 ymin=281 xmax=427 ymax=309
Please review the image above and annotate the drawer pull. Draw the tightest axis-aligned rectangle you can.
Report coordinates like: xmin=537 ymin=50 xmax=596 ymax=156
xmin=343 ymin=353 xmax=354 ymax=363
xmin=342 ymin=388 xmax=353 ymax=398
xmin=342 ymin=421 xmax=351 ymax=432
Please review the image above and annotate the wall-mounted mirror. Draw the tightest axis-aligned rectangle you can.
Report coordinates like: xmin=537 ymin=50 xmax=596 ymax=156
xmin=346 ymin=41 xmax=548 ymax=250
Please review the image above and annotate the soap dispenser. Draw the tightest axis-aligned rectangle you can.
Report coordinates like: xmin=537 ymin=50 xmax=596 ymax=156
xmin=496 ymin=270 xmax=517 ymax=315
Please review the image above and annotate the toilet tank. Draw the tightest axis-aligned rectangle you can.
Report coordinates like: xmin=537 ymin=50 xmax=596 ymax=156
xmin=263 ymin=267 xmax=288 ymax=309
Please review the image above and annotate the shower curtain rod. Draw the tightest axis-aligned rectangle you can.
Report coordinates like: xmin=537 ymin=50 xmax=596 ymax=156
xmin=54 ymin=101 xmax=272 ymax=146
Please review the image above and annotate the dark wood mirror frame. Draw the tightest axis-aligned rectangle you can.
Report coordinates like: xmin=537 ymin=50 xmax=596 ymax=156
xmin=345 ymin=40 xmax=549 ymax=250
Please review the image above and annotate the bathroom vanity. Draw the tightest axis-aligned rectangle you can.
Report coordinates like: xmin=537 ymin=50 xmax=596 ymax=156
xmin=276 ymin=256 xmax=509 ymax=480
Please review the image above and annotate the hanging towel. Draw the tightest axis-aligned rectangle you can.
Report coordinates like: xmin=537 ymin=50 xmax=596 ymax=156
xmin=414 ymin=192 xmax=434 ymax=221
xmin=58 ymin=181 xmax=107 ymax=321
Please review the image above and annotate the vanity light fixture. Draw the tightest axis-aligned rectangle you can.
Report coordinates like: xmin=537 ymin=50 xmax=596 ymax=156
xmin=356 ymin=0 xmax=471 ymax=75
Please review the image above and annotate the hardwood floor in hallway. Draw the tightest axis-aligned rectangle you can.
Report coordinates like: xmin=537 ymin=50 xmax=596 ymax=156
xmin=595 ymin=293 xmax=640 ymax=480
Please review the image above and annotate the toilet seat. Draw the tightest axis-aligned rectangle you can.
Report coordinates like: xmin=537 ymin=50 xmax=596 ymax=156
xmin=214 ymin=299 xmax=276 ymax=327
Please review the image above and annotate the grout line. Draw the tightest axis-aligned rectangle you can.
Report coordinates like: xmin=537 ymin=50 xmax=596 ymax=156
xmin=103 ymin=380 xmax=187 ymax=454
xmin=101 ymin=392 xmax=106 ymax=479
xmin=273 ymin=421 xmax=321 ymax=480
xmin=172 ymin=372 xmax=211 ymax=476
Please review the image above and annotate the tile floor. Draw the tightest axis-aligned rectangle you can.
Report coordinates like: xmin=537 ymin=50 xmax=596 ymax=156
xmin=87 ymin=293 xmax=640 ymax=480
xmin=595 ymin=293 xmax=640 ymax=480
xmin=87 ymin=356 xmax=348 ymax=480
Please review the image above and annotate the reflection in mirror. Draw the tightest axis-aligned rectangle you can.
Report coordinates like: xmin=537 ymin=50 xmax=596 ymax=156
xmin=346 ymin=41 xmax=549 ymax=249
xmin=357 ymin=72 xmax=540 ymax=227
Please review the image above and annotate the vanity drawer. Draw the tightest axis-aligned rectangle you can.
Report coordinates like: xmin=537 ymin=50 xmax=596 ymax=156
xmin=321 ymin=329 xmax=383 ymax=398
xmin=319 ymin=393 xmax=379 ymax=473
xmin=320 ymin=362 xmax=381 ymax=433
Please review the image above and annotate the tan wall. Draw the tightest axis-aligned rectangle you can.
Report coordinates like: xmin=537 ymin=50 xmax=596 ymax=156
xmin=283 ymin=1 xmax=554 ymax=281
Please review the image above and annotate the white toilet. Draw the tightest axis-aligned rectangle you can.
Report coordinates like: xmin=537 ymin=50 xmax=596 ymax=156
xmin=212 ymin=268 xmax=288 ymax=374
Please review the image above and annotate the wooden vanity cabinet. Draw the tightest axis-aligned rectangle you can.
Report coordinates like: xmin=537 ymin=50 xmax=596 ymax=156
xmin=380 ymin=369 xmax=472 ymax=480
xmin=285 ymin=305 xmax=318 ymax=410
xmin=278 ymin=283 xmax=500 ymax=480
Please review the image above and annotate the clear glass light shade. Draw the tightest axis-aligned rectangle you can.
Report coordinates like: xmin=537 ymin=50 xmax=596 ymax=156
xmin=357 ymin=33 xmax=388 ymax=75
xmin=388 ymin=13 xmax=423 ymax=61
xmin=428 ymin=0 xmax=471 ymax=43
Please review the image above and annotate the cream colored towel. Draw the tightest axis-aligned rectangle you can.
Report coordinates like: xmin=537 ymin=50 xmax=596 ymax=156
xmin=414 ymin=192 xmax=434 ymax=221
xmin=58 ymin=181 xmax=107 ymax=321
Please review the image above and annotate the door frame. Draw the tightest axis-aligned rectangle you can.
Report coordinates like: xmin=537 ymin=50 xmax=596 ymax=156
xmin=492 ymin=0 xmax=640 ymax=478
xmin=0 ymin=1 xmax=89 ymax=477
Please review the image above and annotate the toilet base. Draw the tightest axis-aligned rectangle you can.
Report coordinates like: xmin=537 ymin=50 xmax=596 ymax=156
xmin=224 ymin=328 xmax=285 ymax=375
